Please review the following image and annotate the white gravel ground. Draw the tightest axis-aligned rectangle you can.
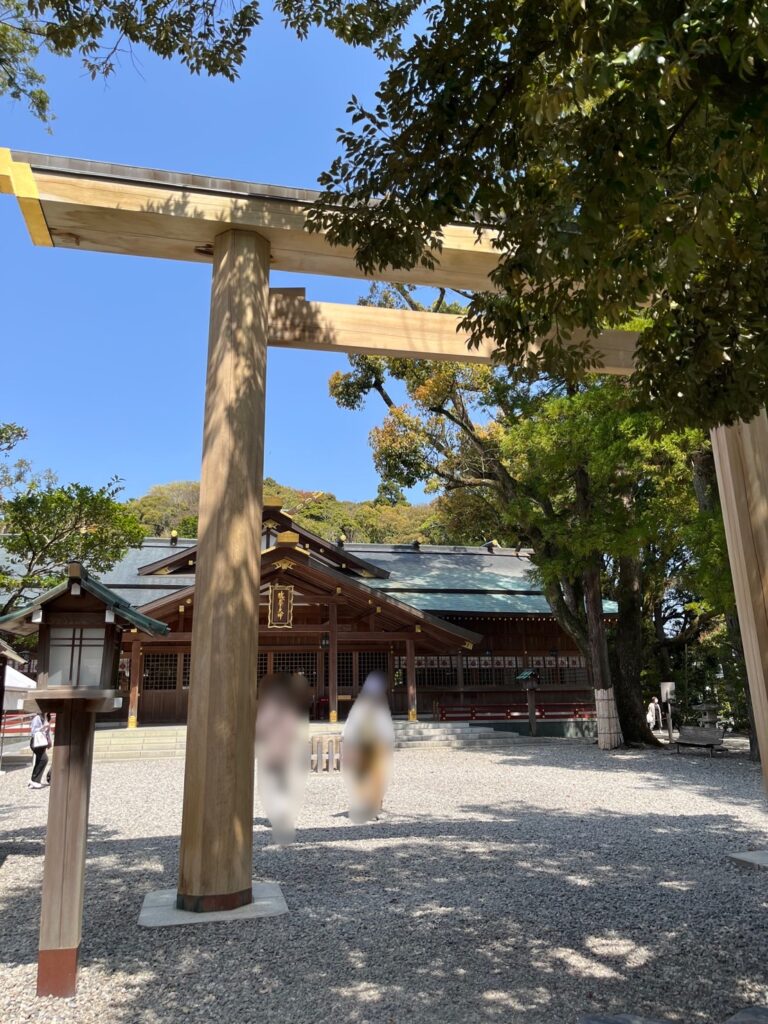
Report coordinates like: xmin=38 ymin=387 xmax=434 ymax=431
xmin=2 ymin=741 xmax=768 ymax=1024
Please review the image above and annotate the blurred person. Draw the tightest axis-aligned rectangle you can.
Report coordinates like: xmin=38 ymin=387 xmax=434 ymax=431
xmin=28 ymin=710 xmax=51 ymax=790
xmin=647 ymin=696 xmax=662 ymax=731
xmin=255 ymin=673 xmax=309 ymax=845
xmin=342 ymin=672 xmax=395 ymax=823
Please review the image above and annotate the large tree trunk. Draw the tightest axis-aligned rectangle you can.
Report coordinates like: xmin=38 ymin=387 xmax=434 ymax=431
xmin=573 ymin=465 xmax=623 ymax=749
xmin=584 ymin=559 xmax=623 ymax=749
xmin=545 ymin=577 xmax=590 ymax=656
xmin=612 ymin=555 xmax=658 ymax=744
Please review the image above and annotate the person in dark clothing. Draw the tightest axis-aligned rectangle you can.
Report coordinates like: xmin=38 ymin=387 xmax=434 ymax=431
xmin=29 ymin=711 xmax=50 ymax=789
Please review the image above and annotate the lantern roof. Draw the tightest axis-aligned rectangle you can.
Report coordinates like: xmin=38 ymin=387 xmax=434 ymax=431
xmin=0 ymin=562 xmax=170 ymax=637
xmin=0 ymin=636 xmax=26 ymax=664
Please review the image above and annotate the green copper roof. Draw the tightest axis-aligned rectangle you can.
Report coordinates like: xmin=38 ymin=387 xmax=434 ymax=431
xmin=0 ymin=563 xmax=170 ymax=637
xmin=346 ymin=544 xmax=618 ymax=616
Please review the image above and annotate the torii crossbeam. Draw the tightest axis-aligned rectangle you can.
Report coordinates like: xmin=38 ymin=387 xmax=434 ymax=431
xmin=3 ymin=148 xmax=767 ymax=922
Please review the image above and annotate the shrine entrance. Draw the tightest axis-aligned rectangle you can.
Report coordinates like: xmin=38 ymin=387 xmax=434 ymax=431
xmin=3 ymin=146 xmax=766 ymax=919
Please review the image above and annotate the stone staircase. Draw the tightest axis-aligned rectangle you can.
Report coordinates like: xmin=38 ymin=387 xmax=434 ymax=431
xmin=392 ymin=721 xmax=518 ymax=750
xmin=92 ymin=721 xmax=518 ymax=762
xmin=93 ymin=726 xmax=187 ymax=762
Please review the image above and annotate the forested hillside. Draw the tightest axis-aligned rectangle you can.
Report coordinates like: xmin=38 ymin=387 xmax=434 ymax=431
xmin=126 ymin=478 xmax=444 ymax=545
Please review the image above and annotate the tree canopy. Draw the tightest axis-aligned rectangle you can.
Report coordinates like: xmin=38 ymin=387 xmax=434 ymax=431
xmin=9 ymin=1 xmax=766 ymax=433
xmin=328 ymin=283 xmax=748 ymax=741
xmin=0 ymin=425 xmax=145 ymax=613
xmin=309 ymin=1 xmax=768 ymax=431
xmin=1 ymin=0 xmax=415 ymax=119
xmin=125 ymin=474 xmax=438 ymax=544
xmin=127 ymin=481 xmax=201 ymax=537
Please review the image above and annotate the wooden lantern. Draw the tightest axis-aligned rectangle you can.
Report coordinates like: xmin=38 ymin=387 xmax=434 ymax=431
xmin=0 ymin=561 xmax=168 ymax=997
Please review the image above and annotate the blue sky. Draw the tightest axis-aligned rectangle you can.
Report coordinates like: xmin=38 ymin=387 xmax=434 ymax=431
xmin=0 ymin=13 xmax=426 ymax=504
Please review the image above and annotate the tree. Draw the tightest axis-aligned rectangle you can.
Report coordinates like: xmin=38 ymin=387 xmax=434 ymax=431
xmin=329 ymin=286 xmax=742 ymax=744
xmin=0 ymin=426 xmax=145 ymax=613
xmin=126 ymin=480 xmax=200 ymax=536
xmin=0 ymin=2 xmax=51 ymax=120
xmin=126 ymin=473 xmax=436 ymax=544
xmin=2 ymin=0 xmax=416 ymax=119
xmin=329 ymin=288 xmax=623 ymax=746
xmin=309 ymin=1 xmax=768 ymax=431
xmin=177 ymin=514 xmax=199 ymax=538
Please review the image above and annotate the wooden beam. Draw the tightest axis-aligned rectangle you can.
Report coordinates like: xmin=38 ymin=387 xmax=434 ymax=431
xmin=711 ymin=412 xmax=768 ymax=788
xmin=268 ymin=293 xmax=638 ymax=375
xmin=0 ymin=148 xmax=52 ymax=246
xmin=2 ymin=151 xmax=636 ymax=370
xmin=11 ymin=151 xmax=499 ymax=291
xmin=177 ymin=229 xmax=269 ymax=914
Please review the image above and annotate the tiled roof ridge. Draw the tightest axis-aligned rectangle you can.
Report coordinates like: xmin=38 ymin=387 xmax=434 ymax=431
xmin=345 ymin=543 xmax=534 ymax=557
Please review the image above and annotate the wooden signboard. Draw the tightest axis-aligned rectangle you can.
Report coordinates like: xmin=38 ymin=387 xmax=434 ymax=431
xmin=267 ymin=584 xmax=294 ymax=629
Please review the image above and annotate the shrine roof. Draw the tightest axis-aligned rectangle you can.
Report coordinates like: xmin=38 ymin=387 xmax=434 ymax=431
xmin=346 ymin=544 xmax=618 ymax=616
xmin=0 ymin=562 xmax=169 ymax=637
xmin=0 ymin=538 xmax=617 ymax=618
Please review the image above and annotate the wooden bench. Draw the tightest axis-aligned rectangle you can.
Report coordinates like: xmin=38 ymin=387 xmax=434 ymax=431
xmin=310 ymin=735 xmax=342 ymax=773
xmin=675 ymin=725 xmax=726 ymax=757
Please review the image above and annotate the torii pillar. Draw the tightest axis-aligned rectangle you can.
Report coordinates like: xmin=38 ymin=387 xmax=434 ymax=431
xmin=711 ymin=411 xmax=768 ymax=788
xmin=177 ymin=229 xmax=269 ymax=911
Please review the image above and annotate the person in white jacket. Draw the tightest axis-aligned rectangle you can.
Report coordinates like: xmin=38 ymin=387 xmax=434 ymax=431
xmin=342 ymin=672 xmax=395 ymax=823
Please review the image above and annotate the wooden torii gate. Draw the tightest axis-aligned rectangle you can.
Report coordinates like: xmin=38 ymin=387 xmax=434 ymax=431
xmin=2 ymin=148 xmax=766 ymax=914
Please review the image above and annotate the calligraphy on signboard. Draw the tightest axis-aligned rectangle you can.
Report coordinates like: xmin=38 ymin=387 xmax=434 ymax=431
xmin=268 ymin=583 xmax=294 ymax=629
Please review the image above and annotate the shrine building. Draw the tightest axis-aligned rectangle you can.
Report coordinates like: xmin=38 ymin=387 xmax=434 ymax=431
xmin=89 ymin=499 xmax=605 ymax=726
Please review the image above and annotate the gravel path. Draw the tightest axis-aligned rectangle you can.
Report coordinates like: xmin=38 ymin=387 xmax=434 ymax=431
xmin=2 ymin=741 xmax=768 ymax=1024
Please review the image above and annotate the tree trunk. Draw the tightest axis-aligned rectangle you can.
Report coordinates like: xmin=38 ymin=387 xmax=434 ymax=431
xmin=573 ymin=465 xmax=623 ymax=750
xmin=545 ymin=578 xmax=590 ymax=657
xmin=725 ymin=607 xmax=760 ymax=762
xmin=612 ymin=555 xmax=658 ymax=744
xmin=583 ymin=559 xmax=624 ymax=749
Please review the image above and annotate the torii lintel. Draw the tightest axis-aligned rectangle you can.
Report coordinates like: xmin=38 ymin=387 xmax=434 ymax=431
xmin=0 ymin=148 xmax=638 ymax=372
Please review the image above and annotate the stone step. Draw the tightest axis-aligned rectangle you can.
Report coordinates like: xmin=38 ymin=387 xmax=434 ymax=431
xmin=89 ymin=721 xmax=519 ymax=761
xmin=395 ymin=743 xmax=517 ymax=750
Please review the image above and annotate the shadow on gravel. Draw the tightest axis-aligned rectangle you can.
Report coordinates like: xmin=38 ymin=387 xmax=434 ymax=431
xmin=493 ymin=742 xmax=764 ymax=807
xmin=2 ymin=800 xmax=768 ymax=1024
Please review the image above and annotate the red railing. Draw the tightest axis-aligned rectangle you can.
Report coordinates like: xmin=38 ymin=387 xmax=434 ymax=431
xmin=1 ymin=712 xmax=57 ymax=737
xmin=439 ymin=701 xmax=596 ymax=722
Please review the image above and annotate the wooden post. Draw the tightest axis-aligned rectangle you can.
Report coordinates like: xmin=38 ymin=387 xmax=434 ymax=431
xmin=0 ymin=656 xmax=6 ymax=755
xmin=177 ymin=229 xmax=270 ymax=913
xmin=406 ymin=638 xmax=417 ymax=722
xmin=456 ymin=649 xmax=464 ymax=707
xmin=37 ymin=700 xmax=96 ymax=997
xmin=328 ymin=603 xmax=338 ymax=723
xmin=711 ymin=411 xmax=768 ymax=788
xmin=127 ymin=640 xmax=141 ymax=729
xmin=527 ymin=685 xmax=538 ymax=737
